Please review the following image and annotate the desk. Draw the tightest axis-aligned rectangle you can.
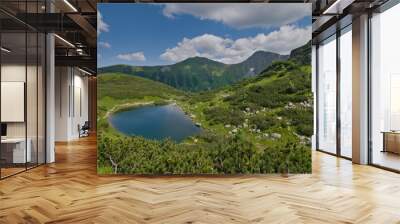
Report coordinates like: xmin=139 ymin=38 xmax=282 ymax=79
xmin=1 ymin=138 xmax=31 ymax=163
xmin=382 ymin=131 xmax=400 ymax=154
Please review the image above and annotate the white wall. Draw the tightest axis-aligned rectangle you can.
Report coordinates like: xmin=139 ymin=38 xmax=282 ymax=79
xmin=54 ymin=67 xmax=89 ymax=141
xmin=1 ymin=65 xmax=26 ymax=139
xmin=55 ymin=67 xmax=69 ymax=141
xmin=72 ymin=72 xmax=89 ymax=138
xmin=1 ymin=63 xmax=46 ymax=164
xmin=1 ymin=65 xmax=41 ymax=138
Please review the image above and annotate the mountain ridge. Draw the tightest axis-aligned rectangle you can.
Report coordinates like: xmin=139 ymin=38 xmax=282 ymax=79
xmin=98 ymin=50 xmax=289 ymax=92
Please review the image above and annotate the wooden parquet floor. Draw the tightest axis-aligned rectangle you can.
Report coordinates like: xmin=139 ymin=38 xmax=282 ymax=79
xmin=1 ymin=136 xmax=400 ymax=224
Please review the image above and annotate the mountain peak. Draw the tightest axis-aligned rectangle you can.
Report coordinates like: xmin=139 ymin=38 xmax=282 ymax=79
xmin=247 ymin=50 xmax=285 ymax=60
xmin=235 ymin=51 xmax=287 ymax=67
xmin=177 ymin=56 xmax=224 ymax=66
xmin=289 ymin=41 xmax=311 ymax=65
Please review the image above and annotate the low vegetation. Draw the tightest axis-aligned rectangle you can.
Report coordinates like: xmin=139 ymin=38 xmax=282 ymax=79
xmin=98 ymin=131 xmax=310 ymax=174
xmin=97 ymin=43 xmax=313 ymax=174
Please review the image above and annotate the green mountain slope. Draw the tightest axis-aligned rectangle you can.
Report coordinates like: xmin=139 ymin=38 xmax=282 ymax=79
xmin=98 ymin=72 xmax=182 ymax=101
xmin=97 ymin=42 xmax=312 ymax=174
xmin=289 ymin=41 xmax=311 ymax=65
xmin=189 ymin=60 xmax=312 ymax=137
xmin=98 ymin=51 xmax=288 ymax=92
xmin=97 ymin=73 xmax=185 ymax=131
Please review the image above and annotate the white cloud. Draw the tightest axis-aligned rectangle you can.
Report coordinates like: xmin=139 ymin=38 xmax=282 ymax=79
xmin=162 ymin=3 xmax=310 ymax=29
xmin=117 ymin=52 xmax=146 ymax=62
xmin=160 ymin=25 xmax=311 ymax=64
xmin=97 ymin=11 xmax=109 ymax=35
xmin=98 ymin=41 xmax=111 ymax=48
xmin=99 ymin=41 xmax=111 ymax=48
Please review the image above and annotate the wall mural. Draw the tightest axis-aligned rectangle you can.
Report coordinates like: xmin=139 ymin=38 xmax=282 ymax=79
xmin=97 ymin=3 xmax=313 ymax=174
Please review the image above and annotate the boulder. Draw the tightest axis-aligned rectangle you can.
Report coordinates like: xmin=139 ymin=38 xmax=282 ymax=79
xmin=271 ymin=133 xmax=281 ymax=139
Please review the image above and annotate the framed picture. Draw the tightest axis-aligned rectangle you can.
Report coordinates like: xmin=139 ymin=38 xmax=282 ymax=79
xmin=97 ymin=3 xmax=312 ymax=175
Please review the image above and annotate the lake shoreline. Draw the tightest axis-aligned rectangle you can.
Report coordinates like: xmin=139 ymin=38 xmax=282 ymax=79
xmin=105 ymin=100 xmax=173 ymax=119
xmin=105 ymin=99 xmax=181 ymax=117
xmin=108 ymin=102 xmax=201 ymax=141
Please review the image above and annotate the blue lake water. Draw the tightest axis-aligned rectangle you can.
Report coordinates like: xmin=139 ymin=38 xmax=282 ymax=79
xmin=109 ymin=104 xmax=201 ymax=142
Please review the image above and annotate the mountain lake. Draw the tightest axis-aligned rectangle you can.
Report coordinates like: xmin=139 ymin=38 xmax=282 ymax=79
xmin=109 ymin=104 xmax=201 ymax=142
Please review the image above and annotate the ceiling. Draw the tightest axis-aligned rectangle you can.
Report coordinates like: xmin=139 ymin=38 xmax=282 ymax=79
xmin=311 ymin=0 xmax=390 ymax=43
xmin=0 ymin=0 xmax=97 ymax=73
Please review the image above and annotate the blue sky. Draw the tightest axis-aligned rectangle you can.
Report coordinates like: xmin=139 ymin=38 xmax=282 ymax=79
xmin=98 ymin=3 xmax=311 ymax=67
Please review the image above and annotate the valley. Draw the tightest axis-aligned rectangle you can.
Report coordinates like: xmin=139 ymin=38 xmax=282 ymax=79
xmin=97 ymin=43 xmax=312 ymax=175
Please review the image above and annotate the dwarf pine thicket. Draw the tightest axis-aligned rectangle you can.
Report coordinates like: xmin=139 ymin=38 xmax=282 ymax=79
xmin=97 ymin=42 xmax=313 ymax=174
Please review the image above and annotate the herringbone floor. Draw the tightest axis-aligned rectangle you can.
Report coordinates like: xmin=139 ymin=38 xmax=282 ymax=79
xmin=0 ymin=136 xmax=400 ymax=224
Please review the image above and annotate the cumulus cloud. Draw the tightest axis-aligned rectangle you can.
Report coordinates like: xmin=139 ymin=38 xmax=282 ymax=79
xmin=97 ymin=11 xmax=109 ymax=35
xmin=117 ymin=52 xmax=146 ymax=62
xmin=99 ymin=41 xmax=111 ymax=48
xmin=162 ymin=3 xmax=310 ymax=29
xmin=160 ymin=25 xmax=311 ymax=64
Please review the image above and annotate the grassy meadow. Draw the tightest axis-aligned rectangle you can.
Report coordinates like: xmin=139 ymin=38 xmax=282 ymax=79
xmin=98 ymin=56 xmax=313 ymax=174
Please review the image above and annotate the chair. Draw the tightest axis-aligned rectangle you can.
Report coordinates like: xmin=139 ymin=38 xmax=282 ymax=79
xmin=79 ymin=121 xmax=90 ymax=138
